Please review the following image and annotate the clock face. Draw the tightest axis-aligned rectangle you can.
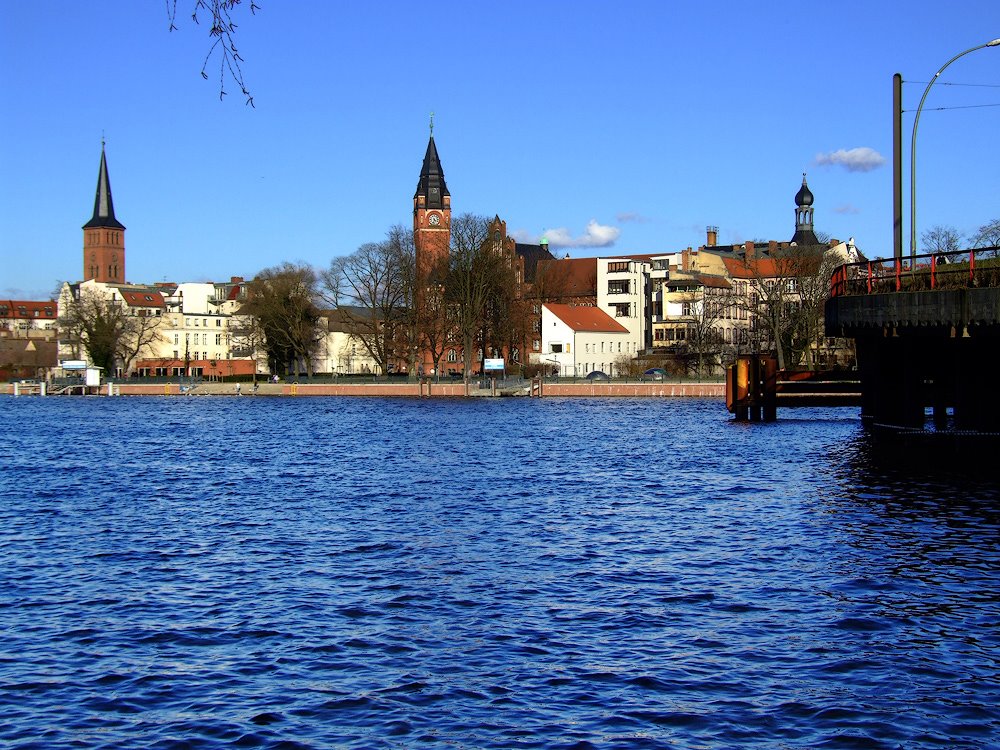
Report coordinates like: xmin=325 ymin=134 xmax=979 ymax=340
xmin=428 ymin=213 xmax=441 ymax=226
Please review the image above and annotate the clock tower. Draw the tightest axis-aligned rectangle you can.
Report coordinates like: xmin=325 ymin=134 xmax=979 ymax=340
xmin=82 ymin=141 xmax=126 ymax=284
xmin=413 ymin=118 xmax=451 ymax=280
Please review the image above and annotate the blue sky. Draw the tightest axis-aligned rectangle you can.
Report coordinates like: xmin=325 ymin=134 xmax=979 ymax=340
xmin=2 ymin=1 xmax=998 ymax=299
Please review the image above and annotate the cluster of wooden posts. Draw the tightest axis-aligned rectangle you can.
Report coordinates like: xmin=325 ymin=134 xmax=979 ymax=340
xmin=726 ymin=355 xmax=778 ymax=422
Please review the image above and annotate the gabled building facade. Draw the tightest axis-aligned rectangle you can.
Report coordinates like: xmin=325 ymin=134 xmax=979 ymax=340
xmin=541 ymin=303 xmax=632 ymax=377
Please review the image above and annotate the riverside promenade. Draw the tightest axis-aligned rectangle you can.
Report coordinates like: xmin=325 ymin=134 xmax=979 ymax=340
xmin=2 ymin=380 xmax=725 ymax=398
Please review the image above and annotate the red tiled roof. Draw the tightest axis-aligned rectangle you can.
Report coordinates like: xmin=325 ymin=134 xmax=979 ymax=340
xmin=535 ymin=257 xmax=597 ymax=297
xmin=723 ymin=256 xmax=784 ymax=279
xmin=723 ymin=253 xmax=823 ymax=279
xmin=545 ymin=303 xmax=630 ymax=333
xmin=700 ymin=274 xmax=732 ymax=289
xmin=120 ymin=290 xmax=165 ymax=308
xmin=0 ymin=300 xmax=58 ymax=319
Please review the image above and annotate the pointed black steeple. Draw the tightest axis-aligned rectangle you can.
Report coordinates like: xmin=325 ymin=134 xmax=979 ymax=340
xmin=83 ymin=142 xmax=126 ymax=230
xmin=414 ymin=117 xmax=449 ymax=210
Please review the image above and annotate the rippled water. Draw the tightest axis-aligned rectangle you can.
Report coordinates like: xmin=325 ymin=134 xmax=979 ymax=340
xmin=0 ymin=395 xmax=998 ymax=749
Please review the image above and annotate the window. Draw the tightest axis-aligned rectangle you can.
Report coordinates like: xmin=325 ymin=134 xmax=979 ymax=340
xmin=217 ymin=319 xmax=222 ymax=327
xmin=447 ymin=349 xmax=457 ymax=362
xmin=607 ymin=261 xmax=629 ymax=273
xmin=216 ymin=334 xmax=222 ymax=345
xmin=533 ymin=339 xmax=540 ymax=350
xmin=607 ymin=279 xmax=630 ymax=295
xmin=551 ymin=343 xmax=563 ymax=353
xmin=174 ymin=334 xmax=179 ymax=345
xmin=612 ymin=302 xmax=630 ymax=317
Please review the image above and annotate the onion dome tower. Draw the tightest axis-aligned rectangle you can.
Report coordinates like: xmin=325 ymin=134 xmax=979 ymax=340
xmin=82 ymin=140 xmax=126 ymax=283
xmin=791 ymin=173 xmax=819 ymax=246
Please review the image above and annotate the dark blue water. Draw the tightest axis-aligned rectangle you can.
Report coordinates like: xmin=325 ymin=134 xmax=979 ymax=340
xmin=0 ymin=396 xmax=997 ymax=749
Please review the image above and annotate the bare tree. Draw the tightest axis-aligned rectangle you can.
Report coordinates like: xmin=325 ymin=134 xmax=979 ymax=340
xmin=445 ymin=214 xmax=497 ymax=380
xmin=243 ymin=263 xmax=322 ymax=377
xmin=737 ymin=246 xmax=831 ymax=370
xmin=323 ymin=232 xmax=411 ymax=375
xmin=791 ymin=250 xmax=844 ymax=369
xmin=59 ymin=287 xmax=160 ymax=375
xmin=413 ymin=253 xmax=452 ymax=377
xmin=116 ymin=312 xmax=165 ymax=376
xmin=970 ymin=218 xmax=1000 ymax=256
xmin=480 ymin=240 xmax=528 ymax=373
xmin=229 ymin=313 xmax=265 ymax=382
xmin=683 ymin=283 xmax=728 ymax=378
xmin=167 ymin=0 xmax=259 ymax=105
xmin=921 ymin=225 xmax=964 ymax=259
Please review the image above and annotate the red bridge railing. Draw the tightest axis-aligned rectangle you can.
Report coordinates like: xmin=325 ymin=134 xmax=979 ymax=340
xmin=830 ymin=248 xmax=1000 ymax=297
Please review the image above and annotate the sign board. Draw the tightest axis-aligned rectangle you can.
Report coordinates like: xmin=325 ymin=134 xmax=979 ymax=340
xmin=484 ymin=358 xmax=505 ymax=371
xmin=85 ymin=368 xmax=102 ymax=387
xmin=62 ymin=360 xmax=87 ymax=370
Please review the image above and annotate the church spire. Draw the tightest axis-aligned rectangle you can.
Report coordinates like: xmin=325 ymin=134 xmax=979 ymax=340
xmin=83 ymin=140 xmax=125 ymax=231
xmin=414 ymin=124 xmax=450 ymax=210
xmin=82 ymin=141 xmax=126 ymax=284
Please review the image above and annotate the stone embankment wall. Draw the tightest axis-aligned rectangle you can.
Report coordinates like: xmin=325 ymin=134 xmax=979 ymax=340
xmin=540 ymin=382 xmax=723 ymax=397
xmin=2 ymin=381 xmax=725 ymax=398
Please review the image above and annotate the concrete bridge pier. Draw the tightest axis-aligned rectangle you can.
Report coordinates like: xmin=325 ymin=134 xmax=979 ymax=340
xmin=856 ymin=336 xmax=923 ymax=429
xmin=855 ymin=330 xmax=1000 ymax=433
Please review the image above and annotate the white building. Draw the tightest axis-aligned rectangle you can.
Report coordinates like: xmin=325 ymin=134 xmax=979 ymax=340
xmin=541 ymin=303 xmax=631 ymax=377
xmin=596 ymin=257 xmax=651 ymax=355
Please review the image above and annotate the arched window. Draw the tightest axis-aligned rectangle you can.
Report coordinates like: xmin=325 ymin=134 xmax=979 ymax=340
xmin=447 ymin=349 xmax=457 ymax=362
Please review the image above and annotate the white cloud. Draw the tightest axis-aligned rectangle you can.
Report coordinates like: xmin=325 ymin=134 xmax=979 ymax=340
xmin=814 ymin=147 xmax=885 ymax=173
xmin=833 ymin=204 xmax=861 ymax=215
xmin=544 ymin=220 xmax=621 ymax=248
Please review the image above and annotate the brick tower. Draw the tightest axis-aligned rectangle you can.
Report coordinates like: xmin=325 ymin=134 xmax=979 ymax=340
xmin=413 ymin=119 xmax=451 ymax=280
xmin=82 ymin=141 xmax=126 ymax=283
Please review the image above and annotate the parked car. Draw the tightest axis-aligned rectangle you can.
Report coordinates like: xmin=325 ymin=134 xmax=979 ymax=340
xmin=641 ymin=367 xmax=667 ymax=381
xmin=585 ymin=370 xmax=610 ymax=381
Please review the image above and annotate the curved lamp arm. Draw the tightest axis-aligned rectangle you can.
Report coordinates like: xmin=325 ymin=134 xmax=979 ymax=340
xmin=910 ymin=38 xmax=1000 ymax=259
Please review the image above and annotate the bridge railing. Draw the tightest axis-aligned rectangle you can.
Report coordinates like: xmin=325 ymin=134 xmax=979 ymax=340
xmin=830 ymin=247 xmax=1000 ymax=297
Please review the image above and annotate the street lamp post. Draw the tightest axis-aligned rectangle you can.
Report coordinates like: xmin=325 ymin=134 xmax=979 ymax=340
xmin=910 ymin=38 xmax=1000 ymax=260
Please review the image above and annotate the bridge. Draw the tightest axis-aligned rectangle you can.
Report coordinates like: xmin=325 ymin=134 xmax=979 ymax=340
xmin=825 ymin=248 xmax=1000 ymax=445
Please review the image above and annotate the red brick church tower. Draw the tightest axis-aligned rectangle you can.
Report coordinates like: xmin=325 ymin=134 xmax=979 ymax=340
xmin=413 ymin=118 xmax=451 ymax=279
xmin=82 ymin=141 xmax=126 ymax=283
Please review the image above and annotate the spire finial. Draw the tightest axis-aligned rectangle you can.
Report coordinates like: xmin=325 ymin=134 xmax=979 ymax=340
xmin=101 ymin=131 xmax=106 ymax=149
xmin=429 ymin=111 xmax=434 ymax=137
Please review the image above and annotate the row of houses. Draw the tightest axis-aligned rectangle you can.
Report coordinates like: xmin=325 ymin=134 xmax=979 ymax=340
xmin=5 ymin=222 xmax=858 ymax=383
xmin=529 ymin=230 xmax=858 ymax=378
xmin=3 ymin=137 xmax=858 ymax=381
